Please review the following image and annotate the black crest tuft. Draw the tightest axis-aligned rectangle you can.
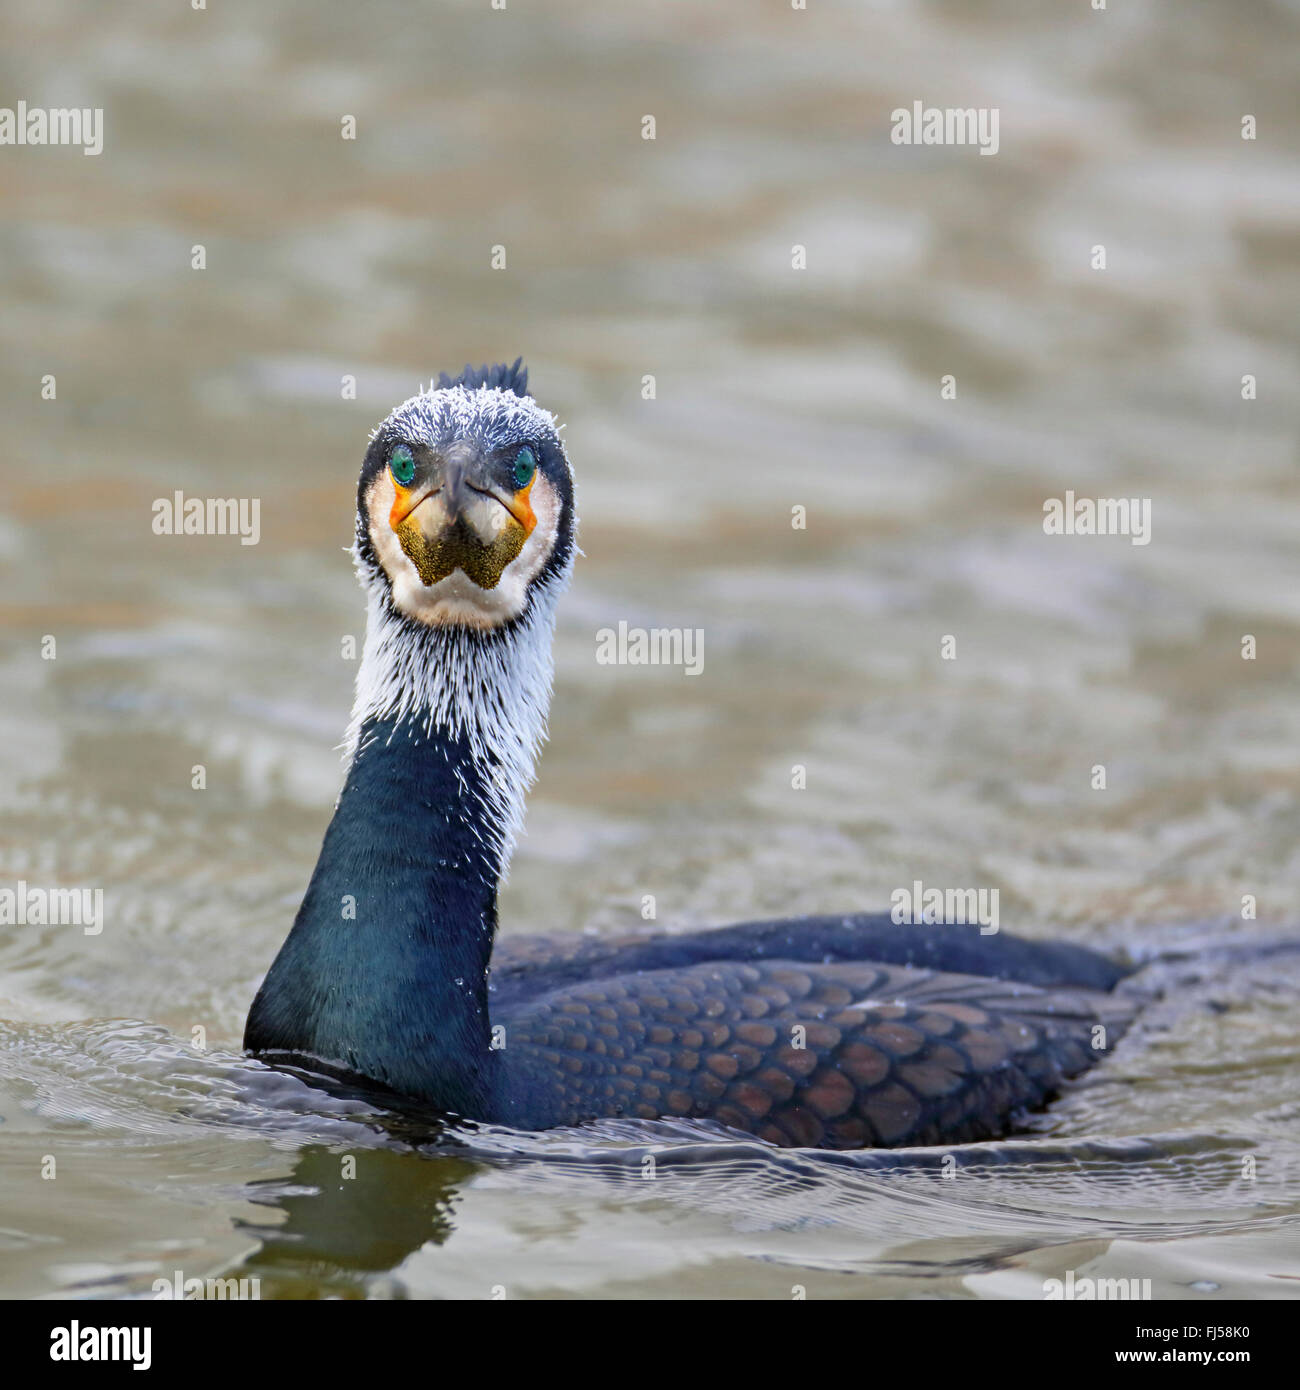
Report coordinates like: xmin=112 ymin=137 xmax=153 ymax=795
xmin=436 ymin=357 xmax=529 ymax=397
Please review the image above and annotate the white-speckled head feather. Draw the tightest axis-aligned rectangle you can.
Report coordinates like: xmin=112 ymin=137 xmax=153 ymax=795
xmin=342 ymin=367 xmax=577 ymax=874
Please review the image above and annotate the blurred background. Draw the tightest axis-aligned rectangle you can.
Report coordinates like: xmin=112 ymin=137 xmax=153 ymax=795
xmin=1 ymin=0 xmax=1299 ymax=1300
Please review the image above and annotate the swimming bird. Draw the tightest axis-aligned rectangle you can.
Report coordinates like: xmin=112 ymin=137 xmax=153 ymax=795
xmin=244 ymin=360 xmax=1135 ymax=1150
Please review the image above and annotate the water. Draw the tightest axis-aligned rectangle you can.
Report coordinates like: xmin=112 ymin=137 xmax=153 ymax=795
xmin=2 ymin=0 xmax=1299 ymax=1299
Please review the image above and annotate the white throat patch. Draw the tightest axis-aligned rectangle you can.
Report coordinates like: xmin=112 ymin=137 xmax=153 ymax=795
xmin=344 ymin=559 xmax=569 ymax=876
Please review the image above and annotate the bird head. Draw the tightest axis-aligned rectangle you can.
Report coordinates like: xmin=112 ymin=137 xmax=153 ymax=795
xmin=354 ymin=359 xmax=575 ymax=631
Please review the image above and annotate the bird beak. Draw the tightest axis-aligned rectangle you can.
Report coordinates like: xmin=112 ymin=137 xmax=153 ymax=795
xmin=389 ymin=442 xmax=537 ymax=589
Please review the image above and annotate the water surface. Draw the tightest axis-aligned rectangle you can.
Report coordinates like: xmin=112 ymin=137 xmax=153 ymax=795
xmin=2 ymin=0 xmax=1299 ymax=1298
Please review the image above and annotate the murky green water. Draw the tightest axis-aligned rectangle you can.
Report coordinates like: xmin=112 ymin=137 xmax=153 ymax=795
xmin=2 ymin=0 xmax=1300 ymax=1298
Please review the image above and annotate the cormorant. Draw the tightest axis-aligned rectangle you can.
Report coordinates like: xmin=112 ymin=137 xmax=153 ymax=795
xmin=244 ymin=361 xmax=1135 ymax=1150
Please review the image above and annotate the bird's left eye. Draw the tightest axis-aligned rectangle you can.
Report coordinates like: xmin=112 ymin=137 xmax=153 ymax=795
xmin=512 ymin=446 xmax=537 ymax=490
xmin=389 ymin=445 xmax=416 ymax=486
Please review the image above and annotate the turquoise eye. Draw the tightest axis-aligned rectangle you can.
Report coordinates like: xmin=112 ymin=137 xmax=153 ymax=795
xmin=389 ymin=445 xmax=415 ymax=486
xmin=512 ymin=446 xmax=537 ymax=489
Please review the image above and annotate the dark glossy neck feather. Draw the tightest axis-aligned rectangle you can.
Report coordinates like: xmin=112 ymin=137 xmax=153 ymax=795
xmin=244 ymin=713 xmax=503 ymax=1114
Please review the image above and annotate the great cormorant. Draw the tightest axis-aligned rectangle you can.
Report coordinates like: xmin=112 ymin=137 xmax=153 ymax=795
xmin=244 ymin=361 xmax=1134 ymax=1150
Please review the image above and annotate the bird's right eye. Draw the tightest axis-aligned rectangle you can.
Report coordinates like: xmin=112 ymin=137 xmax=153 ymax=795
xmin=389 ymin=445 xmax=416 ymax=486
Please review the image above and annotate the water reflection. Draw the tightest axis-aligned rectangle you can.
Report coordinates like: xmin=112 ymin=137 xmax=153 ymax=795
xmin=241 ymin=1146 xmax=477 ymax=1297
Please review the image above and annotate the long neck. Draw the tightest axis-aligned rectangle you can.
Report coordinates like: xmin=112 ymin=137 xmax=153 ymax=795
xmin=245 ymin=585 xmax=559 ymax=1114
